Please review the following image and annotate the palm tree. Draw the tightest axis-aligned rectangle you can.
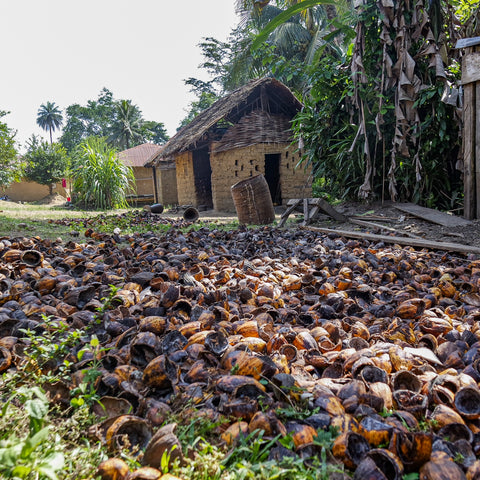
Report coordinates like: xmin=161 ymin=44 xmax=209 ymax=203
xmin=247 ymin=0 xmax=354 ymax=57
xmin=36 ymin=101 xmax=63 ymax=144
xmin=230 ymin=0 xmax=353 ymax=94
xmin=109 ymin=100 xmax=144 ymax=149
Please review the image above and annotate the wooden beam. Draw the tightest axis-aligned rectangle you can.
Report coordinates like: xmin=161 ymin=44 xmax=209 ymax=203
xmin=278 ymin=199 xmax=302 ymax=227
xmin=302 ymin=226 xmax=480 ymax=255
xmin=394 ymin=203 xmax=471 ymax=227
xmin=314 ymin=197 xmax=348 ymax=222
xmin=349 ymin=218 xmax=424 ymax=239
xmin=463 ymin=50 xmax=476 ymax=219
xmin=303 ymin=198 xmax=310 ymax=224
xmin=282 ymin=198 xmax=347 ymax=225
xmin=476 ymin=80 xmax=480 ymax=217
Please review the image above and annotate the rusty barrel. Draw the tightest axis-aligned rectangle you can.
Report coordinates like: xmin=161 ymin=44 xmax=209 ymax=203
xmin=231 ymin=174 xmax=275 ymax=225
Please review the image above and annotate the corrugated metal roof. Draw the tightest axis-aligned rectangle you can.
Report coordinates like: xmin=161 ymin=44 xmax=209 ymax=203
xmin=118 ymin=143 xmax=164 ymax=167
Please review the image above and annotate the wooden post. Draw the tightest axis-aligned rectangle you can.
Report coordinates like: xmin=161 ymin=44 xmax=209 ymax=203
xmin=463 ymin=46 xmax=476 ymax=219
xmin=476 ymin=73 xmax=480 ymax=217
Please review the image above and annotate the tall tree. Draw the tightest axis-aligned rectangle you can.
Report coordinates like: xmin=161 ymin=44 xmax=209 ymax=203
xmin=141 ymin=121 xmax=169 ymax=145
xmin=24 ymin=141 xmax=70 ymax=195
xmin=0 ymin=111 xmax=19 ymax=190
xmin=61 ymin=90 xmax=165 ymax=151
xmin=60 ymin=88 xmax=115 ymax=153
xmin=109 ymin=100 xmax=144 ymax=150
xmin=36 ymin=101 xmax=63 ymax=144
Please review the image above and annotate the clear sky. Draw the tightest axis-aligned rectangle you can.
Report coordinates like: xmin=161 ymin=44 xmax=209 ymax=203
xmin=0 ymin=1 xmax=239 ymax=150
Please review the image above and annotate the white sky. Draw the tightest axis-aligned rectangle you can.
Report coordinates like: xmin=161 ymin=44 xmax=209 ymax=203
xmin=0 ymin=1 xmax=239 ymax=150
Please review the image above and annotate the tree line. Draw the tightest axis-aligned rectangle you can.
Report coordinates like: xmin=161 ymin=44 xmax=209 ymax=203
xmin=0 ymin=88 xmax=169 ymax=208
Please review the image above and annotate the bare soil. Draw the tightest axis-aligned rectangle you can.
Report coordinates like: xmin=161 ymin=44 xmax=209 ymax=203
xmin=328 ymin=201 xmax=480 ymax=249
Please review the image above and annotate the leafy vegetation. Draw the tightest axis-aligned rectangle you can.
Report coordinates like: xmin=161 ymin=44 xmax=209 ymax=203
xmin=108 ymin=100 xmax=145 ymax=150
xmin=60 ymin=88 xmax=169 ymax=153
xmin=71 ymin=137 xmax=135 ymax=210
xmin=23 ymin=138 xmax=70 ymax=195
xmin=0 ymin=111 xmax=19 ymax=190
xmin=0 ymin=386 xmax=65 ymax=480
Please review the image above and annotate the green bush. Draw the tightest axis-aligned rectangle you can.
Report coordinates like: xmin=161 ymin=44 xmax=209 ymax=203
xmin=71 ymin=137 xmax=135 ymax=210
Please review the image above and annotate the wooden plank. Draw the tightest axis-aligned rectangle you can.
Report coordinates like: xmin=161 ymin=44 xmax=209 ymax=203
xmin=394 ymin=203 xmax=472 ymax=227
xmin=284 ymin=198 xmax=347 ymax=222
xmin=303 ymin=226 xmax=480 ymax=255
xmin=349 ymin=218 xmax=424 ymax=239
xmin=303 ymin=198 xmax=309 ymax=224
xmin=308 ymin=205 xmax=321 ymax=221
xmin=456 ymin=36 xmax=480 ymax=49
xmin=477 ymin=81 xmax=480 ymax=218
xmin=278 ymin=199 xmax=302 ymax=227
xmin=301 ymin=205 xmax=321 ymax=227
xmin=464 ymin=81 xmax=475 ymax=219
xmin=462 ymin=52 xmax=480 ymax=84
xmin=314 ymin=197 xmax=348 ymax=222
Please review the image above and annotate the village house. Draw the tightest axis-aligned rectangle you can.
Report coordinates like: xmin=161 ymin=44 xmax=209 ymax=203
xmin=148 ymin=77 xmax=312 ymax=212
xmin=118 ymin=143 xmax=177 ymax=205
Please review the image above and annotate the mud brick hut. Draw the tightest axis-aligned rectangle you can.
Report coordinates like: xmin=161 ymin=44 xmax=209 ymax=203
xmin=149 ymin=77 xmax=312 ymax=212
xmin=119 ymin=143 xmax=177 ymax=205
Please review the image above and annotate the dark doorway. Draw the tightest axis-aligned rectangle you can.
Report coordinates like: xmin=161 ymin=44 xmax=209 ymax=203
xmin=192 ymin=147 xmax=213 ymax=207
xmin=265 ymin=153 xmax=282 ymax=205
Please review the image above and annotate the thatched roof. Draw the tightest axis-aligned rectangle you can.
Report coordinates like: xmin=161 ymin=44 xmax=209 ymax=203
xmin=212 ymin=110 xmax=293 ymax=153
xmin=150 ymin=77 xmax=302 ymax=165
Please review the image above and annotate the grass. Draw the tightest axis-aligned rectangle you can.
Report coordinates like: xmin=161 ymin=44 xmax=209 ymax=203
xmin=0 ymin=199 xmax=244 ymax=241
xmin=0 ymin=199 xmax=129 ymax=240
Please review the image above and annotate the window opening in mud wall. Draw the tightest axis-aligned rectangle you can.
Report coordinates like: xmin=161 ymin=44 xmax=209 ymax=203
xmin=192 ymin=146 xmax=213 ymax=207
xmin=264 ymin=153 xmax=282 ymax=205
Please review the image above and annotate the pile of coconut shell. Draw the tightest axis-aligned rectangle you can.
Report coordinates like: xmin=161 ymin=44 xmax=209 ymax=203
xmin=2 ymin=223 xmax=480 ymax=479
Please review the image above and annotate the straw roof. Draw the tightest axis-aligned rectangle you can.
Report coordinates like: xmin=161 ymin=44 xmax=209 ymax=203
xmin=212 ymin=110 xmax=293 ymax=153
xmin=149 ymin=77 xmax=302 ymax=165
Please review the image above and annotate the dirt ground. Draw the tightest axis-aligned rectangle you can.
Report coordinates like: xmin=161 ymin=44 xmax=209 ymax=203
xmin=173 ymin=200 xmax=480 ymax=251
xmin=314 ymin=201 xmax=480 ymax=249
xmin=2 ymin=194 xmax=480 ymax=250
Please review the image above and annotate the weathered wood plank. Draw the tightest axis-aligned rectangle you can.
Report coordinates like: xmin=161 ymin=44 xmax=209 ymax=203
xmin=394 ymin=203 xmax=471 ymax=227
xmin=464 ymin=81 xmax=475 ymax=219
xmin=313 ymin=198 xmax=348 ymax=222
xmin=303 ymin=198 xmax=309 ymax=224
xmin=456 ymin=36 xmax=480 ymax=49
xmin=476 ymin=81 xmax=480 ymax=218
xmin=284 ymin=198 xmax=347 ymax=223
xmin=301 ymin=205 xmax=321 ymax=227
xmin=349 ymin=218 xmax=424 ymax=239
xmin=303 ymin=226 xmax=480 ymax=255
xmin=462 ymin=51 xmax=480 ymax=84
xmin=278 ymin=199 xmax=302 ymax=227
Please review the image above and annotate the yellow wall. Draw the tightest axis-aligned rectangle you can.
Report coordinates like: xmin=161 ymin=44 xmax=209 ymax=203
xmin=175 ymin=151 xmax=197 ymax=205
xmin=2 ymin=180 xmax=67 ymax=202
xmin=210 ymin=143 xmax=312 ymax=212
xmin=130 ymin=166 xmax=155 ymax=197
xmin=155 ymin=164 xmax=178 ymax=206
